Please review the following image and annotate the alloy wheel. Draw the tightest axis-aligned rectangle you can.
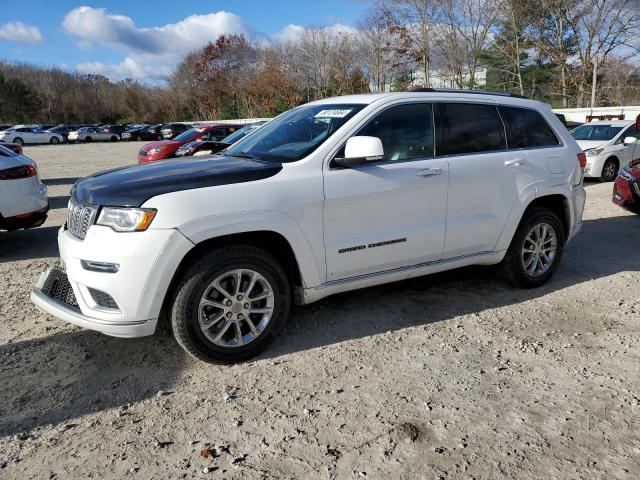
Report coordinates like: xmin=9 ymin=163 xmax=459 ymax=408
xmin=520 ymin=222 xmax=558 ymax=277
xmin=602 ymin=160 xmax=617 ymax=181
xmin=198 ymin=269 xmax=274 ymax=348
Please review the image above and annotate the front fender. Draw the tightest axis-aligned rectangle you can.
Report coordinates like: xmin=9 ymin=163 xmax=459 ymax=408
xmin=177 ymin=210 xmax=323 ymax=288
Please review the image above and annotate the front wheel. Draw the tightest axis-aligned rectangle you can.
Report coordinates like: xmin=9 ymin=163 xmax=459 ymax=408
xmin=85 ymin=136 xmax=92 ymax=143
xmin=498 ymin=207 xmax=565 ymax=288
xmin=12 ymin=137 xmax=23 ymax=145
xmin=600 ymin=158 xmax=618 ymax=182
xmin=170 ymin=245 xmax=291 ymax=363
xmin=110 ymin=136 xmax=118 ymax=142
xmin=50 ymin=136 xmax=60 ymax=144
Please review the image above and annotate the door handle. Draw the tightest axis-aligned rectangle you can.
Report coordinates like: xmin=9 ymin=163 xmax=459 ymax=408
xmin=505 ymin=159 xmax=526 ymax=166
xmin=416 ymin=168 xmax=442 ymax=177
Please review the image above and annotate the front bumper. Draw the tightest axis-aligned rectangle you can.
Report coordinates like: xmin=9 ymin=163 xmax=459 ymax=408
xmin=31 ymin=273 xmax=154 ymax=338
xmin=31 ymin=225 xmax=194 ymax=338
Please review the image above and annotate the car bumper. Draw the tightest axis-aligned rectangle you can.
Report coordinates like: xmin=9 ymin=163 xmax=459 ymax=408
xmin=30 ymin=226 xmax=194 ymax=338
xmin=613 ymin=175 xmax=640 ymax=209
xmin=1 ymin=204 xmax=49 ymax=230
xmin=31 ymin=282 xmax=155 ymax=338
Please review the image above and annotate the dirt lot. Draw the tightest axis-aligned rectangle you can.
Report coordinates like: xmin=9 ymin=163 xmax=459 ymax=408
xmin=1 ymin=142 xmax=639 ymax=479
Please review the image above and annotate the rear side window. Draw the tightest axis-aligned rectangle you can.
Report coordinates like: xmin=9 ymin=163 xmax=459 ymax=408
xmin=358 ymin=103 xmax=434 ymax=162
xmin=437 ymin=103 xmax=506 ymax=156
xmin=499 ymin=106 xmax=560 ymax=148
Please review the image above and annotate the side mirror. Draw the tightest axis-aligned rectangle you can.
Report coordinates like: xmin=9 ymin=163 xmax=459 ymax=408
xmin=623 ymin=137 xmax=638 ymax=146
xmin=333 ymin=136 xmax=384 ymax=168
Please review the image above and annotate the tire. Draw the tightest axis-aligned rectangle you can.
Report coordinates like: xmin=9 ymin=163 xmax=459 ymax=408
xmin=170 ymin=245 xmax=291 ymax=363
xmin=156 ymin=135 xmax=162 ymax=141
xmin=136 ymin=135 xmax=142 ymax=141
xmin=49 ymin=136 xmax=60 ymax=145
xmin=110 ymin=136 xmax=117 ymax=142
xmin=498 ymin=207 xmax=565 ymax=288
xmin=600 ymin=158 xmax=618 ymax=182
xmin=12 ymin=137 xmax=23 ymax=145
xmin=85 ymin=136 xmax=92 ymax=143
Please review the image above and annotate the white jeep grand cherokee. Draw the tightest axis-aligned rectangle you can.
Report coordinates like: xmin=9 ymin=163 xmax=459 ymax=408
xmin=31 ymin=90 xmax=586 ymax=363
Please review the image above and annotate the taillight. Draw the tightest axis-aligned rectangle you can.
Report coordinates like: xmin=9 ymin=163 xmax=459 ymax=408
xmin=577 ymin=153 xmax=587 ymax=168
xmin=0 ymin=164 xmax=37 ymax=180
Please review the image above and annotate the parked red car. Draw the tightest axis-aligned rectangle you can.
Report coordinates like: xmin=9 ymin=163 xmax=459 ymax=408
xmin=613 ymin=160 xmax=640 ymax=214
xmin=137 ymin=124 xmax=243 ymax=163
xmin=0 ymin=142 xmax=23 ymax=154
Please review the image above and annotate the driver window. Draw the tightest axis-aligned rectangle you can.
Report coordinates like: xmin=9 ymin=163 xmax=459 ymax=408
xmin=357 ymin=103 xmax=434 ymax=162
xmin=624 ymin=125 xmax=640 ymax=140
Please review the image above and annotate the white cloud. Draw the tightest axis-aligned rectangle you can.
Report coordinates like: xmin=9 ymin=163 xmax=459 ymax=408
xmin=63 ymin=7 xmax=252 ymax=59
xmin=0 ymin=21 xmax=43 ymax=44
xmin=62 ymin=6 xmax=361 ymax=82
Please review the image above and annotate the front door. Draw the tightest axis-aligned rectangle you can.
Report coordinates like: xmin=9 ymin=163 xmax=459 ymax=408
xmin=323 ymin=102 xmax=448 ymax=282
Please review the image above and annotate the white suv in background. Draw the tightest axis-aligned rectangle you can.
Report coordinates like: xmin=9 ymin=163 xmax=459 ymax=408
xmin=31 ymin=90 xmax=586 ymax=363
xmin=571 ymin=120 xmax=640 ymax=181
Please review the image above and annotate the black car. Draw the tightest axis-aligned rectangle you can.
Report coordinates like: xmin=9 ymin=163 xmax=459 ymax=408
xmin=175 ymin=123 xmax=265 ymax=157
xmin=160 ymin=123 xmax=191 ymax=140
xmin=121 ymin=125 xmax=163 ymax=141
xmin=103 ymin=124 xmax=128 ymax=136
xmin=46 ymin=125 xmax=73 ymax=142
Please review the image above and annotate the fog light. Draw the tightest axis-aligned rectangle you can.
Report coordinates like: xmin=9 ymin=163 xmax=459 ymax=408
xmin=81 ymin=260 xmax=119 ymax=273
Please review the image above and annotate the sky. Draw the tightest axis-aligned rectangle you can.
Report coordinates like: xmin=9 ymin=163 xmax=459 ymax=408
xmin=0 ymin=0 xmax=370 ymax=83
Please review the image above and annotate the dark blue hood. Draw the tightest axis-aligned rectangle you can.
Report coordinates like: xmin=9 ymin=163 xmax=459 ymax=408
xmin=71 ymin=155 xmax=282 ymax=207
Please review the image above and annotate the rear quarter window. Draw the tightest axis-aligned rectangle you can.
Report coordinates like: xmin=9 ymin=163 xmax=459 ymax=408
xmin=437 ymin=103 xmax=506 ymax=156
xmin=499 ymin=106 xmax=560 ymax=148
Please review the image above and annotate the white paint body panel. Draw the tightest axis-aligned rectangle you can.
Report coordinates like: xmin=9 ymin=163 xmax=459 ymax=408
xmin=0 ymin=154 xmax=48 ymax=218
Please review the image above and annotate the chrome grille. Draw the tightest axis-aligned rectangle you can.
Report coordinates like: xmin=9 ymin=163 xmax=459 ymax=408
xmin=67 ymin=199 xmax=97 ymax=240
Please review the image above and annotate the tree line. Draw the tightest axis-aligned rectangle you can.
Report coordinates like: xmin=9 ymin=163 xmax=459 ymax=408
xmin=1 ymin=0 xmax=639 ymax=125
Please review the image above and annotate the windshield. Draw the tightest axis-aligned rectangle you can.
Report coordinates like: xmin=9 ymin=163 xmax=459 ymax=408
xmin=571 ymin=124 xmax=623 ymax=141
xmin=220 ymin=124 xmax=263 ymax=145
xmin=226 ymin=104 xmax=366 ymax=162
xmin=173 ymin=128 xmax=201 ymax=142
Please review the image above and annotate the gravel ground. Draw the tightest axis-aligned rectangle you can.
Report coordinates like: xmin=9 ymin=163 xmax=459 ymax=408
xmin=0 ymin=142 xmax=639 ymax=479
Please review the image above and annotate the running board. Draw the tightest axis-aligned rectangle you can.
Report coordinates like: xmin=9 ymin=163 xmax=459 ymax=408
xmin=296 ymin=251 xmax=503 ymax=305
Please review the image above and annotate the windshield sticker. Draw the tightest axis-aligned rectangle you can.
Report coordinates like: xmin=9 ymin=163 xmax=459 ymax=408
xmin=315 ymin=109 xmax=353 ymax=119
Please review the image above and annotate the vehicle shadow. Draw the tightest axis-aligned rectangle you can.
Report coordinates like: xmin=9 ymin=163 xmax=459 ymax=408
xmin=42 ymin=177 xmax=80 ymax=187
xmin=49 ymin=195 xmax=71 ymax=210
xmin=0 ymin=214 xmax=637 ymax=436
xmin=0 ymin=330 xmax=187 ymax=436
xmin=266 ymin=213 xmax=640 ymax=358
xmin=0 ymin=226 xmax=59 ymax=263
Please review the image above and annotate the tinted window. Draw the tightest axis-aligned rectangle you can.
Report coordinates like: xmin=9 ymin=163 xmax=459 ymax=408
xmin=622 ymin=125 xmax=640 ymax=140
xmin=437 ymin=103 xmax=506 ymax=155
xmin=357 ymin=103 xmax=434 ymax=162
xmin=500 ymin=106 xmax=560 ymax=148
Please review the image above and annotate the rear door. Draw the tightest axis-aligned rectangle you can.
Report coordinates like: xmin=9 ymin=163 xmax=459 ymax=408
xmin=438 ymin=102 xmax=530 ymax=258
xmin=323 ymin=102 xmax=448 ymax=281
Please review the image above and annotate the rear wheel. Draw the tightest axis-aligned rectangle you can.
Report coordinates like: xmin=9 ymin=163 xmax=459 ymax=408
xmin=498 ymin=207 xmax=565 ymax=288
xmin=170 ymin=245 xmax=291 ymax=363
xmin=12 ymin=137 xmax=23 ymax=145
xmin=85 ymin=136 xmax=92 ymax=143
xmin=600 ymin=158 xmax=618 ymax=182
xmin=136 ymin=135 xmax=142 ymax=141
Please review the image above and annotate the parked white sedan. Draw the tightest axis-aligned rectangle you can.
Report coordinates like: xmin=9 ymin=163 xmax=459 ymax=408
xmin=0 ymin=127 xmax=64 ymax=145
xmin=0 ymin=145 xmax=48 ymax=231
xmin=68 ymin=127 xmax=120 ymax=143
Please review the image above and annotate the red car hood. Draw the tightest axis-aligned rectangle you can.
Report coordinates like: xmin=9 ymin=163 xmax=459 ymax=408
xmin=142 ymin=140 xmax=178 ymax=151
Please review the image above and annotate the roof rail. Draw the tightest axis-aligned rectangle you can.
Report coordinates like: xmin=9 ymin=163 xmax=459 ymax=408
xmin=409 ymin=87 xmax=529 ymax=99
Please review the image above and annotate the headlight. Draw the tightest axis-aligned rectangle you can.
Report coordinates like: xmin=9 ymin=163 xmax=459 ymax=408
xmin=584 ymin=148 xmax=604 ymax=157
xmin=97 ymin=207 xmax=156 ymax=232
xmin=148 ymin=146 xmax=167 ymax=154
